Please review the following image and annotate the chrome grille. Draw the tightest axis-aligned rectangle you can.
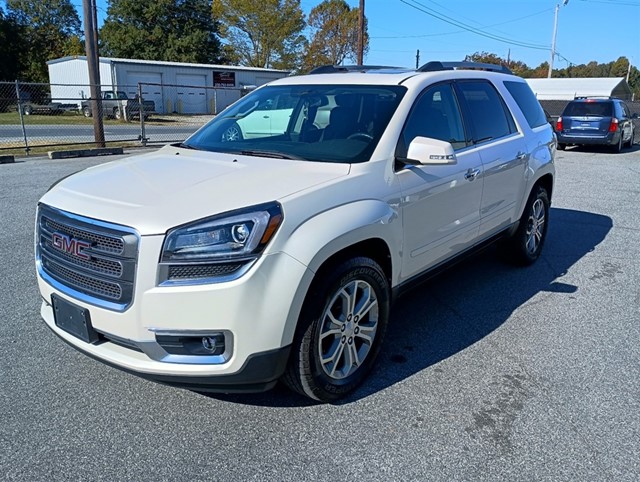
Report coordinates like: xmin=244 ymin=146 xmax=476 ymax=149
xmin=43 ymin=239 xmax=123 ymax=277
xmin=37 ymin=205 xmax=139 ymax=311
xmin=44 ymin=217 xmax=124 ymax=254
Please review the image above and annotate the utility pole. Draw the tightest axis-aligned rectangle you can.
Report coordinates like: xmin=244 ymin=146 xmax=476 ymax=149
xmin=416 ymin=49 xmax=420 ymax=69
xmin=357 ymin=0 xmax=365 ymax=65
xmin=82 ymin=0 xmax=105 ymax=147
xmin=548 ymin=0 xmax=569 ymax=78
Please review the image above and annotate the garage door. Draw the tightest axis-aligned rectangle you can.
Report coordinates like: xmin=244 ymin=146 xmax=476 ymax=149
xmin=125 ymin=72 xmax=163 ymax=113
xmin=176 ymin=74 xmax=207 ymax=114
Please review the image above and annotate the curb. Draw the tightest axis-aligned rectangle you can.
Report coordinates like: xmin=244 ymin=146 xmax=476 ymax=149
xmin=48 ymin=147 xmax=124 ymax=160
xmin=0 ymin=155 xmax=16 ymax=164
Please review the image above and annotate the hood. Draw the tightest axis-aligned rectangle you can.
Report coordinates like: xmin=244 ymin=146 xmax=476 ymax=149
xmin=40 ymin=145 xmax=350 ymax=235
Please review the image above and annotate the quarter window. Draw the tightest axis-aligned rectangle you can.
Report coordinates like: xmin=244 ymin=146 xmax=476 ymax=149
xmin=504 ymin=81 xmax=547 ymax=129
xmin=457 ymin=81 xmax=516 ymax=143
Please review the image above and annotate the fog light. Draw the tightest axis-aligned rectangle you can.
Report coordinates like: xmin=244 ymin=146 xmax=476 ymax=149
xmin=156 ymin=333 xmax=226 ymax=356
xmin=202 ymin=335 xmax=223 ymax=353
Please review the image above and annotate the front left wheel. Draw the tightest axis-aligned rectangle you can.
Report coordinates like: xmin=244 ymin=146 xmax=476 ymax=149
xmin=282 ymin=257 xmax=390 ymax=402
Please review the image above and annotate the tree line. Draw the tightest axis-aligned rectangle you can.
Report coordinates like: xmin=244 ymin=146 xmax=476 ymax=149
xmin=1 ymin=0 xmax=638 ymax=97
xmin=0 ymin=0 xmax=367 ymax=82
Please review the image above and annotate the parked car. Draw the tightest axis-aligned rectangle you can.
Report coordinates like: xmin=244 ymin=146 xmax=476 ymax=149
xmin=556 ymin=97 xmax=637 ymax=152
xmin=35 ymin=61 xmax=555 ymax=402
xmin=81 ymin=90 xmax=155 ymax=120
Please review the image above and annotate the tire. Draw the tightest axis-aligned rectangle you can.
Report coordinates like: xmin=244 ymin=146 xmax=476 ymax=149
xmin=83 ymin=106 xmax=92 ymax=118
xmin=22 ymin=105 xmax=32 ymax=115
xmin=282 ymin=257 xmax=390 ymax=402
xmin=624 ymin=127 xmax=634 ymax=148
xmin=500 ymin=185 xmax=550 ymax=266
xmin=557 ymin=143 xmax=566 ymax=151
xmin=612 ymin=133 xmax=623 ymax=153
xmin=114 ymin=107 xmax=122 ymax=120
xmin=220 ymin=122 xmax=243 ymax=142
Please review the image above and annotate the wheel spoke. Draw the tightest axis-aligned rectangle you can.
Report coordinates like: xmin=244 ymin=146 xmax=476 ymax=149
xmin=347 ymin=342 xmax=360 ymax=368
xmin=321 ymin=340 xmax=343 ymax=371
xmin=356 ymin=324 xmax=376 ymax=344
xmin=346 ymin=282 xmax=359 ymax=316
xmin=319 ymin=328 xmax=342 ymax=342
xmin=354 ymin=285 xmax=377 ymax=319
xmin=527 ymin=232 xmax=537 ymax=252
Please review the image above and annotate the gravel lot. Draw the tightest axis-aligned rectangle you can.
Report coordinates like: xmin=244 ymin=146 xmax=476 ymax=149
xmin=1 ymin=145 xmax=639 ymax=481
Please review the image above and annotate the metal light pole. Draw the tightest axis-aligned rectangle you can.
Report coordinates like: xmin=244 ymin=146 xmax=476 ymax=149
xmin=548 ymin=0 xmax=569 ymax=78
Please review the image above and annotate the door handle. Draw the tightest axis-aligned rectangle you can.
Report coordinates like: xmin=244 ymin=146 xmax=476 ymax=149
xmin=516 ymin=152 xmax=527 ymax=160
xmin=464 ymin=168 xmax=481 ymax=181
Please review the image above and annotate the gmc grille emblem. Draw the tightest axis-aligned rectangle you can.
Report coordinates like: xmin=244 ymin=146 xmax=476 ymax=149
xmin=51 ymin=232 xmax=92 ymax=261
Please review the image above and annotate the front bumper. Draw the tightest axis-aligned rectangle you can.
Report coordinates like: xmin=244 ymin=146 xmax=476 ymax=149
xmin=38 ymin=234 xmax=310 ymax=392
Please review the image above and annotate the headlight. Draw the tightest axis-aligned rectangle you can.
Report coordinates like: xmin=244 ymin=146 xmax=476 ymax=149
xmin=159 ymin=202 xmax=283 ymax=284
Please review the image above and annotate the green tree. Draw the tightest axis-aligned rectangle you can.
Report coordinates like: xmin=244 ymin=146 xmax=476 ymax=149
xmin=0 ymin=7 xmax=25 ymax=81
xmin=212 ymin=0 xmax=306 ymax=70
xmin=6 ymin=0 xmax=83 ymax=82
xmin=610 ymin=56 xmax=630 ymax=78
xmin=101 ymin=0 xmax=223 ymax=64
xmin=302 ymin=0 xmax=367 ymax=72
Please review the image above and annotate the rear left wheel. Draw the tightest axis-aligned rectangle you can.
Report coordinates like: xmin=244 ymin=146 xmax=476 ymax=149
xmin=282 ymin=257 xmax=390 ymax=402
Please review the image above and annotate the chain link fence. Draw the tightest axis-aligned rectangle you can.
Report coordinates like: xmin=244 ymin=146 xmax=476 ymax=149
xmin=2 ymin=81 xmax=638 ymax=154
xmin=0 ymin=81 xmax=245 ymax=154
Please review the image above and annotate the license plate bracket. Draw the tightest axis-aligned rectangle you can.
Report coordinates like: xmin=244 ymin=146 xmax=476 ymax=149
xmin=51 ymin=294 xmax=99 ymax=344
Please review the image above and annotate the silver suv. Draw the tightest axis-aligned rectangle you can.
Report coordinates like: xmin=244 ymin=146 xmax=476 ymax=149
xmin=36 ymin=61 xmax=555 ymax=402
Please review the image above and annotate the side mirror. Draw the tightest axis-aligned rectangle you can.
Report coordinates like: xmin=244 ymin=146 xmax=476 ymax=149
xmin=406 ymin=136 xmax=457 ymax=165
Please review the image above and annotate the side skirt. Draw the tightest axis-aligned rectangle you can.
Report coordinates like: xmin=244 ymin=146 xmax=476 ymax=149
xmin=391 ymin=222 xmax=518 ymax=303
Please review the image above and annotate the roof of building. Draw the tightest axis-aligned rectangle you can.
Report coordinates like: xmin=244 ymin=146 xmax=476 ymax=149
xmin=47 ymin=56 xmax=289 ymax=74
xmin=525 ymin=77 xmax=631 ymax=100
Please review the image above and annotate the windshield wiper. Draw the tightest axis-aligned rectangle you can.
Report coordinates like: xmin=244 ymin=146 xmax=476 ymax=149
xmin=175 ymin=142 xmax=198 ymax=150
xmin=240 ymin=150 xmax=306 ymax=161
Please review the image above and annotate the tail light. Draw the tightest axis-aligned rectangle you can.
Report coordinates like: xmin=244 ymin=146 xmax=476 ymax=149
xmin=609 ymin=118 xmax=619 ymax=133
xmin=556 ymin=117 xmax=563 ymax=131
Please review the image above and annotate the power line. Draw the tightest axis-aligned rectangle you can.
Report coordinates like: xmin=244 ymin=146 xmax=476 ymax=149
xmin=372 ymin=7 xmax=553 ymax=40
xmin=398 ymin=0 xmax=550 ymax=51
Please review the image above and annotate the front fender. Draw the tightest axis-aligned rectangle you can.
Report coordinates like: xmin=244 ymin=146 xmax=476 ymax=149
xmin=277 ymin=199 xmax=402 ymax=346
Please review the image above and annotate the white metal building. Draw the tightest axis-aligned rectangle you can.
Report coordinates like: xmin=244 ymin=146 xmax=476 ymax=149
xmin=525 ymin=77 xmax=633 ymax=101
xmin=47 ymin=56 xmax=289 ymax=114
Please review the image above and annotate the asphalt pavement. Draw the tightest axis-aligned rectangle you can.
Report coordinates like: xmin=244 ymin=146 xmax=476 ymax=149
xmin=0 ymin=145 xmax=638 ymax=481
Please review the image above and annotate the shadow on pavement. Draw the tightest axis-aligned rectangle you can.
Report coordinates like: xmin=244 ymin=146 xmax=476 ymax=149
xmin=203 ymin=207 xmax=612 ymax=407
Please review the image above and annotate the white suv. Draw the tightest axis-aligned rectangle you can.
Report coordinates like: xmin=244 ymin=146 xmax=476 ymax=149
xmin=36 ymin=62 xmax=555 ymax=402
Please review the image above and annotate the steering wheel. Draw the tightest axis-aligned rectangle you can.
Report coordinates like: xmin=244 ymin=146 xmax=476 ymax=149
xmin=347 ymin=132 xmax=373 ymax=141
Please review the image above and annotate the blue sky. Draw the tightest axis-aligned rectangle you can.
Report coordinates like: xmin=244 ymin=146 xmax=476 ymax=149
xmin=6 ymin=0 xmax=640 ymax=69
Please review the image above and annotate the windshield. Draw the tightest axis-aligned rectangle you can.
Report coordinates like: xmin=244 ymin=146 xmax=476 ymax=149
xmin=183 ymin=84 xmax=406 ymax=163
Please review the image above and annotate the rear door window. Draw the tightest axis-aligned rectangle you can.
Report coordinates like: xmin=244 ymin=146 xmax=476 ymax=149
xmin=456 ymin=80 xmax=517 ymax=144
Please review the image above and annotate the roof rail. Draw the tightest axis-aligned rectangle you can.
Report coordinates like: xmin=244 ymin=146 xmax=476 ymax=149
xmin=308 ymin=64 xmax=404 ymax=74
xmin=417 ymin=61 xmax=513 ymax=75
xmin=574 ymin=95 xmax=613 ymax=100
